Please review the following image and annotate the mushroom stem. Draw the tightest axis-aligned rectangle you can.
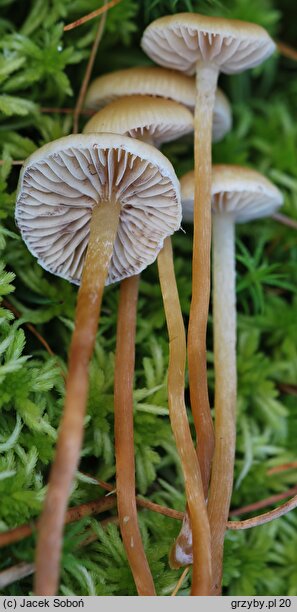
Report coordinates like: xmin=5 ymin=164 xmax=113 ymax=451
xmin=34 ymin=198 xmax=121 ymax=596
xmin=208 ymin=213 xmax=237 ymax=595
xmin=157 ymin=237 xmax=212 ymax=596
xmin=114 ymin=274 xmax=156 ymax=596
xmin=188 ymin=62 xmax=218 ymax=494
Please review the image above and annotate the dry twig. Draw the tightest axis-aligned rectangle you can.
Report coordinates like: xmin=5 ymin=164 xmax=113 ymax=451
xmin=228 ymin=492 xmax=297 ymax=530
xmin=171 ymin=567 xmax=190 ymax=596
xmin=64 ymin=0 xmax=121 ymax=31
xmin=230 ymin=485 xmax=297 ymax=517
xmin=0 ymin=562 xmax=35 ymax=589
xmin=3 ymin=299 xmax=55 ymax=356
xmin=273 ymin=213 xmax=297 ymax=231
xmin=73 ymin=1 xmax=108 ymax=134
xmin=0 ymin=496 xmax=116 ymax=548
xmin=277 ymin=41 xmax=297 ymax=62
xmin=268 ymin=462 xmax=297 ymax=475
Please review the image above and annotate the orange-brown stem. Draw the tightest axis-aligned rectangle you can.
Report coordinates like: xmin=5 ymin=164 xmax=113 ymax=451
xmin=188 ymin=63 xmax=218 ymax=494
xmin=114 ymin=274 xmax=156 ymax=596
xmin=34 ymin=199 xmax=120 ymax=596
xmin=172 ymin=63 xmax=218 ymax=581
xmin=158 ymin=237 xmax=212 ymax=596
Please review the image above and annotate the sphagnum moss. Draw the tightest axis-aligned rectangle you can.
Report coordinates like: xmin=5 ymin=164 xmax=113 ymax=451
xmin=0 ymin=0 xmax=297 ymax=597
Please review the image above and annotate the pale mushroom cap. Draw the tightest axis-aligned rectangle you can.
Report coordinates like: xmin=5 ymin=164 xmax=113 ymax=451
xmin=85 ymin=66 xmax=196 ymax=110
xmin=141 ymin=13 xmax=275 ymax=76
xmin=83 ymin=96 xmax=193 ymax=146
xmin=212 ymin=89 xmax=232 ymax=142
xmin=181 ymin=165 xmax=283 ymax=223
xmin=16 ymin=133 xmax=181 ymax=286
xmin=85 ymin=67 xmax=231 ymax=142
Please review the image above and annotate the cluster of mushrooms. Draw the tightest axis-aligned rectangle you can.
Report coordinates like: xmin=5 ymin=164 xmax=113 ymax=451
xmin=15 ymin=12 xmax=283 ymax=597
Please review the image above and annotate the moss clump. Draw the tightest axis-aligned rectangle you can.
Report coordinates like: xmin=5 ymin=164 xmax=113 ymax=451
xmin=0 ymin=0 xmax=296 ymax=596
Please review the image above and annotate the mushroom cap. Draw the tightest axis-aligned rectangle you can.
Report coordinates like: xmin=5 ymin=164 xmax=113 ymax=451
xmin=212 ymin=89 xmax=232 ymax=142
xmin=85 ymin=67 xmax=231 ymax=142
xmin=83 ymin=96 xmax=193 ymax=146
xmin=15 ymin=133 xmax=181 ymax=286
xmin=181 ymin=165 xmax=283 ymax=223
xmin=141 ymin=13 xmax=275 ymax=76
xmin=85 ymin=66 xmax=196 ymax=110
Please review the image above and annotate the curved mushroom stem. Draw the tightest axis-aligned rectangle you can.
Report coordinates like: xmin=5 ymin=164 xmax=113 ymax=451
xmin=208 ymin=213 xmax=237 ymax=595
xmin=35 ymin=198 xmax=121 ymax=596
xmin=114 ymin=274 xmax=156 ymax=596
xmin=188 ymin=62 xmax=218 ymax=494
xmin=172 ymin=63 xmax=219 ymax=574
xmin=157 ymin=237 xmax=212 ymax=596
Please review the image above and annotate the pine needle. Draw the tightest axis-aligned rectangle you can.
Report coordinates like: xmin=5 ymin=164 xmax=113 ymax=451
xmin=64 ymin=0 xmax=122 ymax=31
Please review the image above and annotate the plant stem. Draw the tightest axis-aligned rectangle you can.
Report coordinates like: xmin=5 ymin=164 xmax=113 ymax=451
xmin=0 ymin=497 xmax=117 ymax=549
xmin=0 ymin=484 xmax=185 ymax=550
xmin=228 ymin=491 xmax=297 ymax=530
xmin=114 ymin=274 xmax=156 ymax=595
xmin=272 ymin=212 xmax=297 ymax=230
xmin=188 ymin=62 xmax=218 ymax=494
xmin=208 ymin=214 xmax=237 ymax=595
xmin=0 ymin=562 xmax=35 ymax=590
xmin=2 ymin=299 xmax=55 ymax=357
xmin=158 ymin=237 xmax=212 ymax=596
xmin=171 ymin=567 xmax=190 ymax=596
xmin=277 ymin=41 xmax=297 ymax=62
xmin=230 ymin=485 xmax=297 ymax=517
xmin=34 ymin=199 xmax=120 ymax=596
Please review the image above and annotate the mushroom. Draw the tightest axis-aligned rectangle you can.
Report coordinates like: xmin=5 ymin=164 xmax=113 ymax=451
xmin=84 ymin=94 xmax=194 ymax=146
xmin=15 ymin=132 xmax=181 ymax=596
xmin=84 ymin=99 xmax=212 ymax=595
xmin=141 ymin=13 xmax=276 ymax=496
xmin=85 ymin=65 xmax=232 ymax=143
xmin=175 ymin=165 xmax=283 ymax=593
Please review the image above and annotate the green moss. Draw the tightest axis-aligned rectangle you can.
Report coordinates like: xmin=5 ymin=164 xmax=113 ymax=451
xmin=0 ymin=0 xmax=296 ymax=596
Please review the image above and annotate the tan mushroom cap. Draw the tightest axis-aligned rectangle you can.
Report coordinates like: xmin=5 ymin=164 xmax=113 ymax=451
xmin=181 ymin=165 xmax=283 ymax=223
xmin=141 ymin=13 xmax=275 ymax=76
xmin=85 ymin=67 xmax=231 ymax=142
xmin=83 ymin=96 xmax=193 ymax=146
xmin=85 ymin=66 xmax=196 ymax=110
xmin=15 ymin=133 xmax=181 ymax=286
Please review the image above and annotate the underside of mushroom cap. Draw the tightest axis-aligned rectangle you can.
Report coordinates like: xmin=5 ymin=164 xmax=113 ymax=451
xmin=15 ymin=133 xmax=181 ymax=286
xmin=180 ymin=165 xmax=283 ymax=223
xmin=83 ymin=96 xmax=193 ymax=146
xmin=212 ymin=165 xmax=283 ymax=222
xmin=141 ymin=13 xmax=275 ymax=76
